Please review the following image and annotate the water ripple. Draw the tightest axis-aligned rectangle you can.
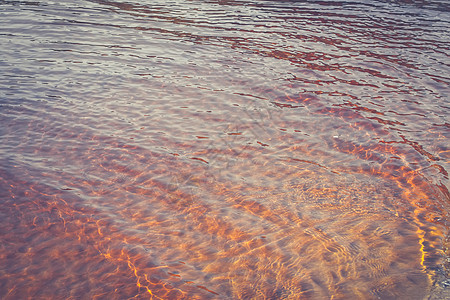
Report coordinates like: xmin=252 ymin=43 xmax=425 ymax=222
xmin=0 ymin=0 xmax=449 ymax=298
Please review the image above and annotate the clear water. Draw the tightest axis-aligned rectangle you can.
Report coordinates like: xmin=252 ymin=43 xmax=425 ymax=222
xmin=0 ymin=0 xmax=449 ymax=299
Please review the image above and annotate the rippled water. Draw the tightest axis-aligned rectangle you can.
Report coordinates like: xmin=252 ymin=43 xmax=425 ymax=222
xmin=1 ymin=0 xmax=449 ymax=299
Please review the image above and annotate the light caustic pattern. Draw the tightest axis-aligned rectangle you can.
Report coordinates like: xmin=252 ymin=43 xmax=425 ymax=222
xmin=0 ymin=0 xmax=449 ymax=299
xmin=0 ymin=96 xmax=447 ymax=299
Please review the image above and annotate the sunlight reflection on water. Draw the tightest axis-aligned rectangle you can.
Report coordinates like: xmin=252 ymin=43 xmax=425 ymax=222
xmin=0 ymin=0 xmax=449 ymax=299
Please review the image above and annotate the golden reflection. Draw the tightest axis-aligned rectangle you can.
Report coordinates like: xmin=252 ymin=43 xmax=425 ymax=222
xmin=2 ymin=129 xmax=444 ymax=299
xmin=1 ymin=1 xmax=448 ymax=297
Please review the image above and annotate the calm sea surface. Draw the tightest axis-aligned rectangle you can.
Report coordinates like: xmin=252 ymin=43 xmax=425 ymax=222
xmin=1 ymin=0 xmax=449 ymax=299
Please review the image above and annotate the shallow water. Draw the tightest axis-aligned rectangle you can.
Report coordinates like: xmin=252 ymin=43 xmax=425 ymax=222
xmin=0 ymin=0 xmax=449 ymax=299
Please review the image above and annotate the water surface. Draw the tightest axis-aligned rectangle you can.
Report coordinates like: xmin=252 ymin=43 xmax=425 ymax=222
xmin=0 ymin=0 xmax=449 ymax=299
